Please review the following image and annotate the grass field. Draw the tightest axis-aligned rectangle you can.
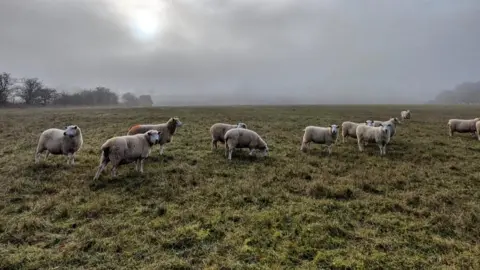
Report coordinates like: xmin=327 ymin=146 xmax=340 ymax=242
xmin=1 ymin=105 xmax=480 ymax=269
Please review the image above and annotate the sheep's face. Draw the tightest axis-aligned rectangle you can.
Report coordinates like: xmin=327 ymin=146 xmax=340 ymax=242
xmin=379 ymin=124 xmax=390 ymax=135
xmin=237 ymin=122 xmax=247 ymax=129
xmin=391 ymin=117 xmax=401 ymax=124
xmin=173 ymin=117 xmax=183 ymax=127
xmin=63 ymin=125 xmax=79 ymax=138
xmin=330 ymin=124 xmax=338 ymax=135
xmin=262 ymin=145 xmax=269 ymax=156
xmin=365 ymin=120 xmax=373 ymax=126
xmin=147 ymin=130 xmax=161 ymax=144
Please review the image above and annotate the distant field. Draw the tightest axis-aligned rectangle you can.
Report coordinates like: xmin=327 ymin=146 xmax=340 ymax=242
xmin=1 ymin=105 xmax=480 ymax=269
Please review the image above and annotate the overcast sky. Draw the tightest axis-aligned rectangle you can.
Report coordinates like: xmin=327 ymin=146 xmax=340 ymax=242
xmin=0 ymin=0 xmax=479 ymax=104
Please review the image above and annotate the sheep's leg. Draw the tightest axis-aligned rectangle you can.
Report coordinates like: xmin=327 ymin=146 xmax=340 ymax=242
xmin=328 ymin=145 xmax=332 ymax=155
xmin=93 ymin=161 xmax=108 ymax=180
xmin=70 ymin=153 xmax=75 ymax=165
xmin=248 ymin=148 xmax=255 ymax=156
xmin=66 ymin=153 xmax=73 ymax=165
xmin=139 ymin=159 xmax=145 ymax=173
xmin=357 ymin=140 xmax=364 ymax=152
xmin=159 ymin=145 xmax=165 ymax=155
xmin=44 ymin=152 xmax=50 ymax=160
xmin=134 ymin=160 xmax=139 ymax=172
xmin=228 ymin=148 xmax=233 ymax=160
xmin=342 ymin=135 xmax=346 ymax=143
xmin=111 ymin=166 xmax=117 ymax=177
xmin=212 ymin=139 xmax=217 ymax=151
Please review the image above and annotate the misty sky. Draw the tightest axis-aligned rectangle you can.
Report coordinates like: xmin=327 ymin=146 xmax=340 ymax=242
xmin=0 ymin=0 xmax=479 ymax=104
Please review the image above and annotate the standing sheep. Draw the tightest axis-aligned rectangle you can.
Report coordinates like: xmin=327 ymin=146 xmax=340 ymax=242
xmin=35 ymin=125 xmax=83 ymax=165
xmin=448 ymin=118 xmax=480 ymax=137
xmin=356 ymin=124 xmax=391 ymax=155
xmin=127 ymin=117 xmax=183 ymax=155
xmin=300 ymin=124 xmax=339 ymax=155
xmin=341 ymin=120 xmax=373 ymax=143
xmin=209 ymin=122 xmax=247 ymax=151
xmin=93 ymin=130 xmax=161 ymax=180
xmin=400 ymin=110 xmax=411 ymax=120
xmin=373 ymin=117 xmax=401 ymax=138
xmin=224 ymin=128 xmax=268 ymax=160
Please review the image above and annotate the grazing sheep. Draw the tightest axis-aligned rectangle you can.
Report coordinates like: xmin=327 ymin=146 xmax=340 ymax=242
xmin=35 ymin=125 xmax=83 ymax=165
xmin=373 ymin=117 xmax=401 ymax=138
xmin=127 ymin=117 xmax=183 ymax=155
xmin=400 ymin=110 xmax=411 ymax=120
xmin=93 ymin=130 xmax=161 ymax=180
xmin=300 ymin=124 xmax=339 ymax=155
xmin=224 ymin=128 xmax=268 ymax=160
xmin=448 ymin=118 xmax=480 ymax=137
xmin=209 ymin=122 xmax=247 ymax=151
xmin=356 ymin=124 xmax=391 ymax=155
xmin=341 ymin=120 xmax=373 ymax=143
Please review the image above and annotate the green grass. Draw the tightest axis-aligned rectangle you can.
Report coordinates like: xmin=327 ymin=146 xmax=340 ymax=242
xmin=1 ymin=104 xmax=480 ymax=269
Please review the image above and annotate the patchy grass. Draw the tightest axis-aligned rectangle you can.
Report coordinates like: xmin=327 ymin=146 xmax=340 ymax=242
xmin=1 ymin=104 xmax=480 ymax=269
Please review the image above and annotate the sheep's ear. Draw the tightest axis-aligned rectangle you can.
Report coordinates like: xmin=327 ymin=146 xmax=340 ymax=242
xmin=73 ymin=125 xmax=77 ymax=129
xmin=379 ymin=123 xmax=383 ymax=127
xmin=63 ymin=131 xmax=67 ymax=136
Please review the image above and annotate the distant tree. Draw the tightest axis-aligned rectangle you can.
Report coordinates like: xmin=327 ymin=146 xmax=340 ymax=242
xmin=17 ymin=78 xmax=43 ymax=105
xmin=431 ymin=81 xmax=480 ymax=104
xmin=0 ymin=72 xmax=14 ymax=105
xmin=35 ymin=88 xmax=58 ymax=106
xmin=122 ymin=92 xmax=139 ymax=106
xmin=138 ymin=95 xmax=153 ymax=107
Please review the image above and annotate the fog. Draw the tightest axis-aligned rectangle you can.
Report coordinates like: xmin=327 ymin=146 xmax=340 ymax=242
xmin=1 ymin=0 xmax=479 ymax=105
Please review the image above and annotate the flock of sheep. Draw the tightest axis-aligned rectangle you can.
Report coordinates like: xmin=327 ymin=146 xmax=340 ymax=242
xmin=32 ymin=108 xmax=480 ymax=180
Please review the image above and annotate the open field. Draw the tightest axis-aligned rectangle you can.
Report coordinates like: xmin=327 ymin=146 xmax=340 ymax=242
xmin=1 ymin=105 xmax=480 ymax=269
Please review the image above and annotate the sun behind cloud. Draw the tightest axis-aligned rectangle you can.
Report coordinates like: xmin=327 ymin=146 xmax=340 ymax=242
xmin=105 ymin=0 xmax=169 ymax=42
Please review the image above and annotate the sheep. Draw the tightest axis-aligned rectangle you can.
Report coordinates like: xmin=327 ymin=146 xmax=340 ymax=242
xmin=35 ymin=125 xmax=83 ymax=165
xmin=356 ymin=123 xmax=391 ymax=155
xmin=400 ymin=110 xmax=411 ymax=120
xmin=209 ymin=122 xmax=247 ymax=151
xmin=127 ymin=117 xmax=183 ymax=155
xmin=373 ymin=117 xmax=401 ymax=138
xmin=300 ymin=124 xmax=339 ymax=155
xmin=448 ymin=118 xmax=480 ymax=137
xmin=341 ymin=120 xmax=373 ymax=143
xmin=93 ymin=130 xmax=161 ymax=180
xmin=224 ymin=128 xmax=268 ymax=160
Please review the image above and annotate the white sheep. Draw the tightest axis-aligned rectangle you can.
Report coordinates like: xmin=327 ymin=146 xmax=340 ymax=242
xmin=400 ymin=110 xmax=411 ymax=120
xmin=127 ymin=117 xmax=183 ymax=155
xmin=448 ymin=118 xmax=480 ymax=137
xmin=356 ymin=123 xmax=391 ymax=155
xmin=300 ymin=124 xmax=339 ymax=155
xmin=35 ymin=125 xmax=83 ymax=165
xmin=341 ymin=120 xmax=373 ymax=143
xmin=224 ymin=128 xmax=268 ymax=160
xmin=93 ymin=130 xmax=161 ymax=180
xmin=373 ymin=117 xmax=401 ymax=138
xmin=209 ymin=122 xmax=247 ymax=151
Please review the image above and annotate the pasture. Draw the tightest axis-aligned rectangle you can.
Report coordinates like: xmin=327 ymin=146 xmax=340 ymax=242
xmin=1 ymin=105 xmax=479 ymax=269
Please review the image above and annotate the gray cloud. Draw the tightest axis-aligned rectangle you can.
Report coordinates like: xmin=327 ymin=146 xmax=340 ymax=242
xmin=0 ymin=0 xmax=479 ymax=104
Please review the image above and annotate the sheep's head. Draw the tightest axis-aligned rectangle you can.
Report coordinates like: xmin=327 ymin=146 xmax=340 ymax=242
xmin=237 ymin=122 xmax=247 ymax=129
xmin=378 ymin=123 xmax=391 ymax=135
xmin=63 ymin=125 xmax=80 ymax=138
xmin=146 ymin=130 xmax=161 ymax=144
xmin=391 ymin=117 xmax=401 ymax=124
xmin=330 ymin=124 xmax=339 ymax=135
xmin=172 ymin=117 xmax=183 ymax=127
xmin=365 ymin=120 xmax=373 ymax=126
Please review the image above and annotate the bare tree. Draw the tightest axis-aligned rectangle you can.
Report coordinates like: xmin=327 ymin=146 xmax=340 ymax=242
xmin=35 ymin=87 xmax=58 ymax=106
xmin=17 ymin=78 xmax=43 ymax=105
xmin=0 ymin=72 xmax=14 ymax=105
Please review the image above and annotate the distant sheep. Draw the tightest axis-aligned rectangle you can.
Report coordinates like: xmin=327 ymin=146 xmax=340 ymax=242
xmin=356 ymin=123 xmax=391 ymax=155
xmin=300 ymin=124 xmax=339 ymax=155
xmin=373 ymin=117 xmax=401 ymax=138
xmin=93 ymin=130 xmax=161 ymax=180
xmin=209 ymin=122 xmax=247 ymax=151
xmin=35 ymin=125 xmax=83 ymax=165
xmin=448 ymin=118 xmax=480 ymax=137
xmin=224 ymin=128 xmax=268 ymax=160
xmin=400 ymin=110 xmax=411 ymax=120
xmin=341 ymin=120 xmax=373 ymax=143
xmin=127 ymin=117 xmax=183 ymax=155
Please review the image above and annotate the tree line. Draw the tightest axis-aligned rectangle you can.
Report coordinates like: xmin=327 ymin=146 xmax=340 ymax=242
xmin=0 ymin=72 xmax=153 ymax=107
xmin=428 ymin=81 xmax=480 ymax=104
